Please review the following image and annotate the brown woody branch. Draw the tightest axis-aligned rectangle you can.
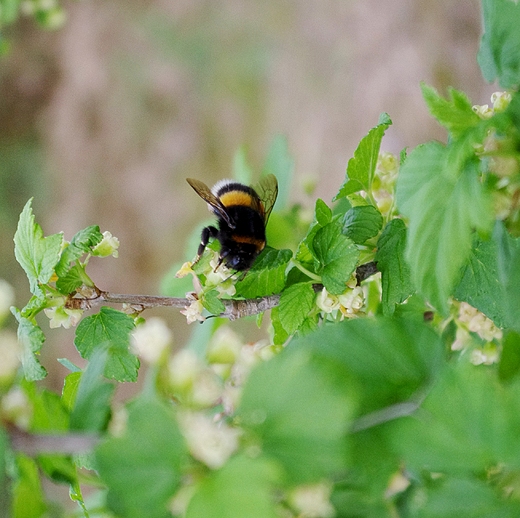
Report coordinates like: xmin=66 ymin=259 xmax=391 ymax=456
xmin=65 ymin=262 xmax=378 ymax=321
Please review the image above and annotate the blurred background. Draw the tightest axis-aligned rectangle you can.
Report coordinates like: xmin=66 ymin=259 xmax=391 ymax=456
xmin=1 ymin=0 xmax=494 ymax=365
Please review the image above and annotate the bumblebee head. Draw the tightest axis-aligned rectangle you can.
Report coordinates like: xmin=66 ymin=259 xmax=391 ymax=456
xmin=222 ymin=248 xmax=257 ymax=271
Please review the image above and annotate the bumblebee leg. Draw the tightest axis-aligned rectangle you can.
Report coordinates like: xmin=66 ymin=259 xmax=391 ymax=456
xmin=194 ymin=226 xmax=219 ymax=264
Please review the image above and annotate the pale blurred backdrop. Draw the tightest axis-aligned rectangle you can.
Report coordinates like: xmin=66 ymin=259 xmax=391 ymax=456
xmin=1 ymin=0 xmax=494 ymax=362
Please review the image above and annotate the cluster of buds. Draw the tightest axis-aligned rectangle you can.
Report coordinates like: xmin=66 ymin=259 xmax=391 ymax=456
xmin=472 ymin=91 xmax=512 ymax=120
xmin=316 ymin=277 xmax=365 ymax=320
xmin=41 ymin=231 xmax=119 ymax=330
xmin=372 ymin=151 xmax=399 ymax=216
xmin=472 ymin=92 xmax=519 ymax=223
xmin=176 ymin=250 xmax=238 ymax=324
xmin=451 ymin=302 xmax=502 ymax=365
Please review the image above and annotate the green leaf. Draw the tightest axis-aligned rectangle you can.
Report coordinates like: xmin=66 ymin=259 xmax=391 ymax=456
xmin=70 ymin=349 xmax=115 ymax=432
xmin=342 ymin=205 xmax=383 ymax=244
xmin=278 ymin=282 xmax=316 ymax=335
xmin=61 ymin=371 xmax=81 ymax=411
xmin=12 ymin=455 xmax=47 ymax=518
xmin=421 ymin=83 xmax=481 ymax=138
xmin=38 ymin=454 xmax=78 ymax=485
xmin=270 ymin=306 xmax=290 ymax=346
xmin=499 ymin=331 xmax=520 ymax=383
xmin=55 ymin=266 xmax=83 ymax=295
xmin=96 ymin=395 xmax=187 ymax=518
xmin=295 ymin=199 xmax=332 ymax=268
xmin=297 ymin=317 xmax=444 ymax=415
xmin=186 ymin=456 xmax=281 ymax=518
xmin=375 ymin=219 xmax=414 ymax=315
xmin=234 ymin=247 xmax=292 ymax=298
xmin=478 ymin=0 xmax=520 ymax=88
xmin=14 ymin=199 xmax=63 ymax=294
xmin=201 ymin=289 xmax=226 ymax=315
xmin=312 ymin=221 xmax=359 ymax=294
xmin=262 ymin=135 xmax=294 ymax=211
xmin=315 ymin=198 xmax=332 ymax=226
xmin=0 ymin=427 xmax=7 ymax=491
xmin=396 ymin=142 xmax=493 ymax=312
xmin=494 ymin=223 xmax=520 ymax=331
xmin=454 ymin=235 xmax=508 ymax=328
xmin=239 ymin=346 xmax=355 ymax=483
xmin=74 ymin=307 xmax=139 ymax=382
xmin=23 ymin=382 xmax=69 ymax=432
xmin=390 ymin=365 xmax=520 ymax=474
xmin=55 ymin=225 xmax=103 ymax=277
xmin=0 ymin=0 xmax=21 ymax=25
xmin=11 ymin=307 xmax=47 ymax=381
xmin=334 ymin=114 xmax=392 ymax=200
xmin=408 ymin=477 xmax=520 ymax=517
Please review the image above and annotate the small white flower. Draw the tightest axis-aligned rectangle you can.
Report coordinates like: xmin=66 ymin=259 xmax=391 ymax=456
xmin=472 ymin=104 xmax=494 ymax=119
xmin=206 ymin=326 xmax=243 ymax=364
xmin=0 ymin=331 xmax=21 ymax=383
xmin=168 ymin=349 xmax=203 ymax=392
xmin=131 ymin=317 xmax=172 ymax=364
xmin=491 ymin=91 xmax=512 ymax=113
xmin=179 ymin=412 xmax=240 ymax=469
xmin=191 ymin=369 xmax=222 ymax=407
xmin=1 ymin=387 xmax=32 ymax=430
xmin=338 ymin=285 xmax=365 ymax=316
xmin=44 ymin=306 xmax=83 ymax=329
xmin=316 ymin=288 xmax=339 ymax=314
xmin=451 ymin=327 xmax=470 ymax=351
xmin=175 ymin=261 xmax=195 ymax=278
xmin=288 ymin=481 xmax=336 ymax=518
xmin=180 ymin=295 xmax=205 ymax=324
xmin=204 ymin=258 xmax=237 ymax=296
xmin=108 ymin=406 xmax=128 ymax=437
xmin=92 ymin=231 xmax=120 ymax=258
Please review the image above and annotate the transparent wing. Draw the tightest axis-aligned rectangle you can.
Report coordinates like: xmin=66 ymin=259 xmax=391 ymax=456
xmin=186 ymin=178 xmax=236 ymax=229
xmin=254 ymin=174 xmax=278 ymax=223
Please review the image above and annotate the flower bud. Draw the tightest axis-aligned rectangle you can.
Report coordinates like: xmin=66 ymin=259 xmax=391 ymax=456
xmin=131 ymin=317 xmax=172 ymax=364
xmin=92 ymin=231 xmax=120 ymax=258
xmin=206 ymin=326 xmax=243 ymax=364
xmin=44 ymin=306 xmax=83 ymax=329
xmin=178 ymin=411 xmax=240 ymax=469
xmin=288 ymin=482 xmax=335 ymax=518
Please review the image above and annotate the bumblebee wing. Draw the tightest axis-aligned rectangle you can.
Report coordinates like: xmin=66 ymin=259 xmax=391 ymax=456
xmin=254 ymin=174 xmax=278 ymax=223
xmin=186 ymin=178 xmax=236 ymax=229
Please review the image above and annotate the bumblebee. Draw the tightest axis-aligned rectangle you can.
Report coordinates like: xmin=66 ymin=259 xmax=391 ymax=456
xmin=186 ymin=174 xmax=278 ymax=271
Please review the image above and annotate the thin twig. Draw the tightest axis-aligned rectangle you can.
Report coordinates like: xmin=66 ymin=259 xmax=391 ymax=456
xmin=7 ymin=425 xmax=100 ymax=454
xmin=64 ymin=262 xmax=379 ymax=320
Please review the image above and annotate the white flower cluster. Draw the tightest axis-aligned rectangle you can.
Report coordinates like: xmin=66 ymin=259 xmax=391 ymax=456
xmin=287 ymin=481 xmax=336 ymax=518
xmin=472 ymin=91 xmax=512 ymax=119
xmin=165 ymin=326 xmax=273 ymax=479
xmin=316 ymin=278 xmax=365 ymax=320
xmin=176 ymin=250 xmax=238 ymax=324
xmin=452 ymin=302 xmax=502 ymax=365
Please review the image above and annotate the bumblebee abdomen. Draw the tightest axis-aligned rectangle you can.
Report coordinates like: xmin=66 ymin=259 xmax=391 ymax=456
xmin=212 ymin=181 xmax=264 ymax=215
